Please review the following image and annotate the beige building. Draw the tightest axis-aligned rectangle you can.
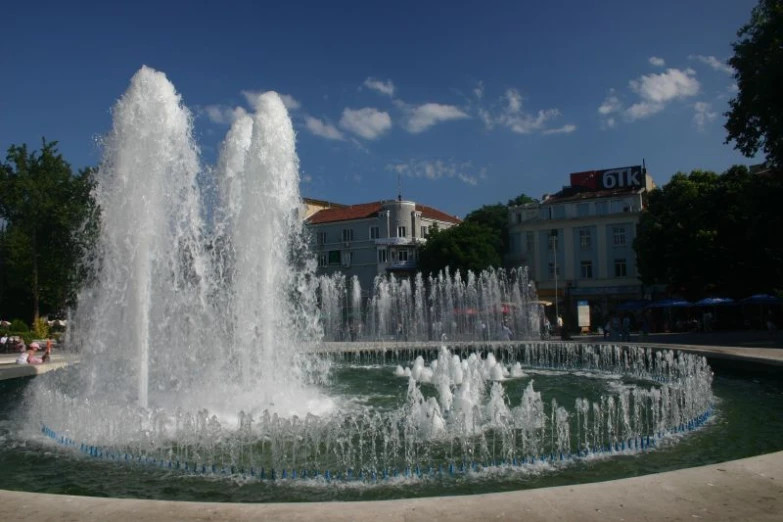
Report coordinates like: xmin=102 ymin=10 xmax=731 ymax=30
xmin=507 ymin=165 xmax=655 ymax=327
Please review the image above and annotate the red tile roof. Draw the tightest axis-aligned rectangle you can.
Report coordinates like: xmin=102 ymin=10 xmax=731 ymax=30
xmin=415 ymin=203 xmax=462 ymax=224
xmin=305 ymin=200 xmax=461 ymax=225
xmin=306 ymin=201 xmax=383 ymax=224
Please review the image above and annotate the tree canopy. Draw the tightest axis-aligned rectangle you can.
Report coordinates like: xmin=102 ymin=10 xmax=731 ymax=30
xmin=417 ymin=221 xmax=502 ymax=276
xmin=634 ymin=166 xmax=783 ymax=300
xmin=725 ymin=0 xmax=783 ymax=168
xmin=0 ymin=140 xmax=99 ymax=322
xmin=417 ymin=193 xmax=534 ymax=276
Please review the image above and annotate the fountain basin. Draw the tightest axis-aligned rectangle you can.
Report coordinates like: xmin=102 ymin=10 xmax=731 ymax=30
xmin=2 ymin=342 xmax=782 ymax=503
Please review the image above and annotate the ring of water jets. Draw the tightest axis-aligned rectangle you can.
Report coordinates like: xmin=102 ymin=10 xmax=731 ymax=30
xmin=37 ymin=342 xmax=713 ymax=484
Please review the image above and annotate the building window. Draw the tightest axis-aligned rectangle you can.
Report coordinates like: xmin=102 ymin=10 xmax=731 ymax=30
xmin=548 ymin=262 xmax=560 ymax=278
xmin=579 ymin=229 xmax=592 ymax=249
xmin=328 ymin=250 xmax=341 ymax=265
xmin=526 ymin=231 xmax=535 ymax=253
xmin=317 ymin=231 xmax=328 ymax=245
xmin=378 ymin=249 xmax=387 ymax=263
xmin=515 ymin=213 xmax=522 ymax=224
xmin=577 ymin=203 xmax=589 ymax=217
xmin=420 ymin=225 xmax=429 ymax=237
xmin=613 ymin=226 xmax=626 ymax=245
xmin=398 ymin=226 xmax=407 ymax=238
xmin=580 ymin=261 xmax=593 ymax=279
xmin=548 ymin=233 xmax=559 ymax=250
xmin=596 ymin=201 xmax=608 ymax=215
xmin=342 ymin=251 xmax=353 ymax=267
xmin=342 ymin=229 xmax=354 ymax=242
xmin=370 ymin=226 xmax=380 ymax=239
xmin=398 ymin=249 xmax=409 ymax=262
xmin=614 ymin=258 xmax=627 ymax=277
xmin=318 ymin=253 xmax=327 ymax=267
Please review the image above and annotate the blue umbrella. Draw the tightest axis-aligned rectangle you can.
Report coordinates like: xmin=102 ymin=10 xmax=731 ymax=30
xmin=616 ymin=300 xmax=650 ymax=311
xmin=694 ymin=297 xmax=734 ymax=306
xmin=646 ymin=299 xmax=691 ymax=309
xmin=740 ymin=294 xmax=782 ymax=304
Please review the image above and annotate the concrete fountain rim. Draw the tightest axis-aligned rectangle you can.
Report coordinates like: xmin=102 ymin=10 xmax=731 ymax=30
xmin=1 ymin=341 xmax=782 ymax=522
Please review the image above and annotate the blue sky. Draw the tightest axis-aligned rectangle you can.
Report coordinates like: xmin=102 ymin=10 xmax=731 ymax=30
xmin=0 ymin=0 xmax=759 ymax=217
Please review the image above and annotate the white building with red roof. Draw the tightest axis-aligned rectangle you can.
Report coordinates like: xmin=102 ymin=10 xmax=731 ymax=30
xmin=304 ymin=197 xmax=461 ymax=297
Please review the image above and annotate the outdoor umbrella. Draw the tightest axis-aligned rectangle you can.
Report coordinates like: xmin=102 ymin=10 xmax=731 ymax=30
xmin=740 ymin=294 xmax=782 ymax=328
xmin=616 ymin=300 xmax=650 ymax=311
xmin=645 ymin=299 xmax=691 ymax=309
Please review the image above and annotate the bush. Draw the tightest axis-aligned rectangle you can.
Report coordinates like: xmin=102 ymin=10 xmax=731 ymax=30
xmin=10 ymin=319 xmax=28 ymax=332
xmin=33 ymin=318 xmax=49 ymax=339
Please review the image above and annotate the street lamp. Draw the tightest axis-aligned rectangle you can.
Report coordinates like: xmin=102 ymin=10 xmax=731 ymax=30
xmin=551 ymin=229 xmax=559 ymax=324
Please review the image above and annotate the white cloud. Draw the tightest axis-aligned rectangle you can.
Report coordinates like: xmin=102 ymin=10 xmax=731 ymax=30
xmin=689 ymin=55 xmax=735 ymax=75
xmin=598 ymin=90 xmax=622 ymax=115
xmin=473 ymin=81 xmax=484 ymax=100
xmin=388 ymin=160 xmax=486 ymax=186
xmin=404 ymin=103 xmax=469 ymax=133
xmin=241 ymin=90 xmax=301 ymax=110
xmin=363 ymin=77 xmax=395 ymax=97
xmin=629 ymin=68 xmax=700 ymax=104
xmin=504 ymin=88 xmax=523 ymax=113
xmin=201 ymin=105 xmax=248 ymax=125
xmin=543 ymin=124 xmax=577 ymax=135
xmin=625 ymin=101 xmax=665 ymax=120
xmin=598 ymin=68 xmax=701 ymax=125
xmin=649 ymin=56 xmax=666 ymax=67
xmin=624 ymin=67 xmax=700 ymax=121
xmin=501 ymin=108 xmax=561 ymax=134
xmin=693 ymin=101 xmax=718 ymax=131
xmin=339 ymin=107 xmax=392 ymax=140
xmin=474 ymin=87 xmax=568 ymax=134
xmin=478 ymin=108 xmax=494 ymax=130
xmin=304 ymin=116 xmax=344 ymax=140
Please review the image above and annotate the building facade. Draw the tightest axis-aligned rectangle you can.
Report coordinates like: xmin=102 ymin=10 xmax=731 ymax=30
xmin=507 ymin=165 xmax=655 ymax=328
xmin=305 ymin=198 xmax=461 ymax=297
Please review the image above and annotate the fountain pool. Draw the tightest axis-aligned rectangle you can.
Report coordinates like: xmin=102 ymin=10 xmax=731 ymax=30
xmin=2 ymin=346 xmax=783 ymax=502
xmin=4 ymin=66 xmax=781 ymax=503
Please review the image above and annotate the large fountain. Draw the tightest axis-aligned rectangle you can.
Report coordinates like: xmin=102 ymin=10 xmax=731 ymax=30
xmin=4 ymin=66 xmax=751 ymax=502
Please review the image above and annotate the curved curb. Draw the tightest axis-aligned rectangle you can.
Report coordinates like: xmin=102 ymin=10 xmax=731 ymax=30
xmin=1 ymin=450 xmax=781 ymax=521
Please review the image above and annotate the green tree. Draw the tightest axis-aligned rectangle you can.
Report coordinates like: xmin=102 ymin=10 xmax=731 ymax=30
xmin=507 ymin=193 xmax=535 ymax=207
xmin=417 ymin=221 xmax=502 ymax=276
xmin=634 ymin=166 xmax=783 ymax=299
xmin=417 ymin=192 xmax=535 ymax=276
xmin=725 ymin=0 xmax=783 ymax=168
xmin=0 ymin=140 xmax=99 ymax=322
xmin=462 ymin=193 xmax=536 ymax=262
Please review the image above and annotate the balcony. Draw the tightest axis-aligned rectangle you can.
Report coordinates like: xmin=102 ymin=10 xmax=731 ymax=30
xmin=385 ymin=260 xmax=417 ymax=271
xmin=375 ymin=237 xmax=426 ymax=246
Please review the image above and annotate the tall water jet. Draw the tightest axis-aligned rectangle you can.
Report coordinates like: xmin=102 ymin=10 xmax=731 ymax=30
xmin=72 ymin=66 xmax=205 ymax=408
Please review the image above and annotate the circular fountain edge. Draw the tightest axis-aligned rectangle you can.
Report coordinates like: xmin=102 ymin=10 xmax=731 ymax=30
xmin=2 ymin=341 xmax=782 ymax=520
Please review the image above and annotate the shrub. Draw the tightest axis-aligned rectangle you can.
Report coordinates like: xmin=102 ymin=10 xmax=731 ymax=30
xmin=33 ymin=318 xmax=50 ymax=339
xmin=10 ymin=319 xmax=29 ymax=333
